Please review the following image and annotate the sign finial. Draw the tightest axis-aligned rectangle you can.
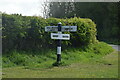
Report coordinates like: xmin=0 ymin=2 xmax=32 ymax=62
xmin=58 ymin=22 xmax=62 ymax=25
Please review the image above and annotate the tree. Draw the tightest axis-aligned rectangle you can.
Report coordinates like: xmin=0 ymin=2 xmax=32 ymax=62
xmin=48 ymin=2 xmax=75 ymax=18
xmin=47 ymin=2 xmax=119 ymax=44
xmin=41 ymin=0 xmax=50 ymax=19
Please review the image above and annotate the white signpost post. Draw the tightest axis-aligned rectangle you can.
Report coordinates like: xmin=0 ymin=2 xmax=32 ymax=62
xmin=45 ymin=22 xmax=77 ymax=64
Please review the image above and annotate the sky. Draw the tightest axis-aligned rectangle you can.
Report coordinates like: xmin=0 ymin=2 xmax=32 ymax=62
xmin=0 ymin=0 xmax=118 ymax=17
xmin=0 ymin=0 xmax=45 ymax=17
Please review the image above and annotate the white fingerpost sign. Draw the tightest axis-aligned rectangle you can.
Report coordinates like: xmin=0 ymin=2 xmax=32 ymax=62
xmin=61 ymin=26 xmax=77 ymax=32
xmin=51 ymin=33 xmax=70 ymax=40
xmin=45 ymin=26 xmax=58 ymax=32
xmin=45 ymin=26 xmax=77 ymax=32
xmin=45 ymin=22 xmax=77 ymax=63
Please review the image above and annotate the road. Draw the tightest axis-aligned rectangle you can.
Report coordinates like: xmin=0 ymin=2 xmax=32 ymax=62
xmin=109 ymin=44 xmax=120 ymax=51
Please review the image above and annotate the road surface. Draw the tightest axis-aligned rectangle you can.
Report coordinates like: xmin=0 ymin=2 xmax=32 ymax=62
xmin=109 ymin=44 xmax=120 ymax=51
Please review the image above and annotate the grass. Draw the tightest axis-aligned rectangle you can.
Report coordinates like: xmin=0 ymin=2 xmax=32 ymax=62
xmin=2 ymin=42 xmax=118 ymax=78
xmin=2 ymin=42 xmax=114 ymax=68
xmin=2 ymin=51 xmax=118 ymax=78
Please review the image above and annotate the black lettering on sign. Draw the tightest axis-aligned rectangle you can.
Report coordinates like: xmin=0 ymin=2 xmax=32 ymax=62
xmin=70 ymin=28 xmax=73 ymax=30
xmin=64 ymin=28 xmax=73 ymax=31
xmin=63 ymin=36 xmax=68 ymax=38
xmin=65 ymin=28 xmax=69 ymax=30
xmin=53 ymin=35 xmax=58 ymax=37
xmin=47 ymin=27 xmax=50 ymax=29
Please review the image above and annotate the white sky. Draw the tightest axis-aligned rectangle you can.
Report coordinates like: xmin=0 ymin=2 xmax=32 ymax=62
xmin=0 ymin=0 xmax=45 ymax=17
xmin=0 ymin=0 xmax=118 ymax=17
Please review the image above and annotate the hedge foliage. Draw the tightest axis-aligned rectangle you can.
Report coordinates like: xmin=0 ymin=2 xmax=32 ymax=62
xmin=2 ymin=14 xmax=97 ymax=53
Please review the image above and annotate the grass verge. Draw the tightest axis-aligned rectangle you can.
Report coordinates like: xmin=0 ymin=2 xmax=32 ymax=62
xmin=2 ymin=42 xmax=114 ymax=69
xmin=2 ymin=51 xmax=118 ymax=78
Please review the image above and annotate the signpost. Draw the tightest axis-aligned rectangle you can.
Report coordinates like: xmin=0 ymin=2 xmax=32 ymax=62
xmin=45 ymin=22 xmax=77 ymax=63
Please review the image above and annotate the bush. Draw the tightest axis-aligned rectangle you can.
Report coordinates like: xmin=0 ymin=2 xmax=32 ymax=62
xmin=2 ymin=14 xmax=97 ymax=53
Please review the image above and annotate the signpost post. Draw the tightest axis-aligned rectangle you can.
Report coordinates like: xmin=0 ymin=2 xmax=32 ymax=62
xmin=45 ymin=22 xmax=77 ymax=64
xmin=57 ymin=22 xmax=62 ymax=63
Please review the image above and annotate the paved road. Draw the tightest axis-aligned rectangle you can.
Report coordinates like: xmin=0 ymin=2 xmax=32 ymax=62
xmin=109 ymin=44 xmax=120 ymax=51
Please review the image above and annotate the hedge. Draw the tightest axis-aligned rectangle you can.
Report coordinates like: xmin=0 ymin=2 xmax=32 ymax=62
xmin=2 ymin=14 xmax=97 ymax=53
